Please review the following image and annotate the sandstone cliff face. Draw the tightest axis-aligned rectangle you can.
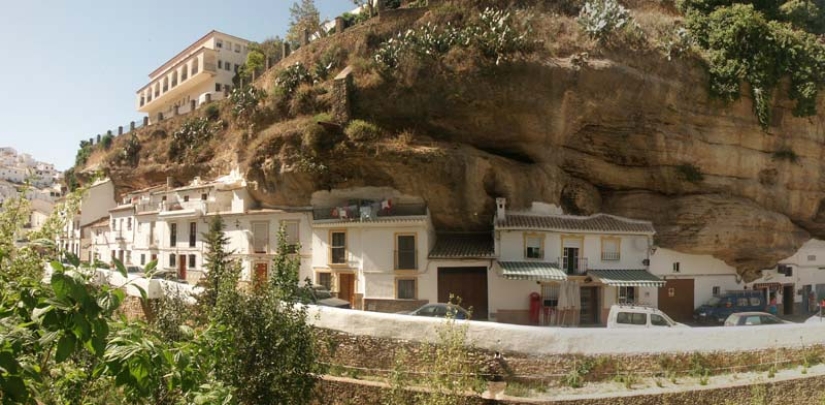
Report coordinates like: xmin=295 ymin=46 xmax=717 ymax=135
xmin=101 ymin=9 xmax=825 ymax=281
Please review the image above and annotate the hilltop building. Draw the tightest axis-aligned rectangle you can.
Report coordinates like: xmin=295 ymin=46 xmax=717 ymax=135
xmin=136 ymin=30 xmax=251 ymax=123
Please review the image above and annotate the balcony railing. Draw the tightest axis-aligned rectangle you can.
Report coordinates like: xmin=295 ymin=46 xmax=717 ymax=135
xmin=395 ymin=250 xmax=418 ymax=270
xmin=601 ymin=252 xmax=621 ymax=261
xmin=560 ymin=257 xmax=588 ymax=275
xmin=313 ymin=202 xmax=427 ymax=221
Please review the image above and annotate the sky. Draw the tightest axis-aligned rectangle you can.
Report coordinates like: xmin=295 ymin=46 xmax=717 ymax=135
xmin=0 ymin=0 xmax=355 ymax=171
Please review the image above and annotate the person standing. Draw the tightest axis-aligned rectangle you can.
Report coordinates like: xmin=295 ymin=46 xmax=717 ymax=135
xmin=768 ymin=293 xmax=778 ymax=315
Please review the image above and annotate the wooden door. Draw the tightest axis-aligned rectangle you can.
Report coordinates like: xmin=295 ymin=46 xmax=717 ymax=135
xmin=579 ymin=287 xmax=598 ymax=325
xmin=178 ymin=255 xmax=187 ymax=281
xmin=254 ymin=263 xmax=268 ymax=288
xmin=338 ymin=273 xmax=355 ymax=308
xmin=437 ymin=267 xmax=489 ymax=319
xmin=657 ymin=279 xmax=695 ymax=321
xmin=783 ymin=285 xmax=794 ymax=315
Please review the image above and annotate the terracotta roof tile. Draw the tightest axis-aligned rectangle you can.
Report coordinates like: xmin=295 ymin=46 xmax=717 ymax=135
xmin=496 ymin=213 xmax=654 ymax=234
xmin=429 ymin=233 xmax=495 ymax=259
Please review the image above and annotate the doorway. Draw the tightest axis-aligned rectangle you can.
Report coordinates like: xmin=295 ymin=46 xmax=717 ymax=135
xmin=178 ymin=254 xmax=187 ymax=281
xmin=437 ymin=267 xmax=489 ymax=319
xmin=338 ymin=273 xmax=355 ymax=308
xmin=783 ymin=285 xmax=794 ymax=315
xmin=580 ymin=286 xmax=599 ymax=325
xmin=254 ymin=263 xmax=268 ymax=288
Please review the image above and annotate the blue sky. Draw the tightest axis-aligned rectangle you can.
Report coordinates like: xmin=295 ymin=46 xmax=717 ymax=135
xmin=0 ymin=0 xmax=354 ymax=170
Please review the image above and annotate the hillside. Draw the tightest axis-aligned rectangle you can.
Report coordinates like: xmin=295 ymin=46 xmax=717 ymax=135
xmin=79 ymin=0 xmax=825 ymax=281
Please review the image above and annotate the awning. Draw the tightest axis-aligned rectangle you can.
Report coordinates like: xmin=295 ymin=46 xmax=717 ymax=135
xmin=498 ymin=261 xmax=567 ymax=281
xmin=588 ymin=269 xmax=665 ymax=287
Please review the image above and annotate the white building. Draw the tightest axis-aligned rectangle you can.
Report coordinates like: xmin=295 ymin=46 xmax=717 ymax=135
xmin=310 ymin=190 xmax=434 ymax=311
xmin=57 ymin=179 xmax=117 ymax=261
xmin=651 ymin=240 xmax=825 ymax=320
xmin=489 ymin=199 xmax=661 ymax=326
xmin=137 ymin=30 xmax=251 ymax=122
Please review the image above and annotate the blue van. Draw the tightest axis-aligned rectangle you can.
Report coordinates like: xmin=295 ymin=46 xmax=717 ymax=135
xmin=693 ymin=290 xmax=764 ymax=324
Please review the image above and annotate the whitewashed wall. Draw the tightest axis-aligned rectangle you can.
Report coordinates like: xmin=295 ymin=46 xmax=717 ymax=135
xmin=497 ymin=230 xmax=650 ymax=270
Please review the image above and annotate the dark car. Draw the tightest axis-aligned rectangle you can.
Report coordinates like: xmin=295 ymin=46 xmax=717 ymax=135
xmin=694 ymin=290 xmax=764 ymax=324
xmin=401 ymin=303 xmax=471 ymax=320
xmin=724 ymin=312 xmax=791 ymax=326
xmin=306 ymin=286 xmax=351 ymax=309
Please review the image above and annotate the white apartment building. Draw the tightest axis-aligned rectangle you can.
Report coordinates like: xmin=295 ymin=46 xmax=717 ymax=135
xmin=490 ymin=199 xmax=661 ymax=326
xmin=310 ymin=190 xmax=434 ymax=311
xmin=57 ymin=178 xmax=117 ymax=261
xmin=137 ymin=30 xmax=251 ymax=122
xmin=99 ymin=171 xmax=313 ymax=286
xmin=0 ymin=147 xmax=60 ymax=188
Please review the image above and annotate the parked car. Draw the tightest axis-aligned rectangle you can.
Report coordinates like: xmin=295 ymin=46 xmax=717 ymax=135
xmin=399 ymin=303 xmax=471 ymax=320
xmin=305 ymin=286 xmax=351 ymax=309
xmin=693 ymin=290 xmax=764 ymax=325
xmin=606 ymin=305 xmax=686 ymax=328
xmin=723 ymin=312 xmax=791 ymax=326
xmin=151 ymin=270 xmax=184 ymax=282
xmin=125 ymin=265 xmax=144 ymax=275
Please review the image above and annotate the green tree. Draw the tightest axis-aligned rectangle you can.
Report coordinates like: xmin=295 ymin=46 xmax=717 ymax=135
xmin=287 ymin=0 xmax=321 ymax=46
xmin=195 ymin=215 xmax=237 ymax=317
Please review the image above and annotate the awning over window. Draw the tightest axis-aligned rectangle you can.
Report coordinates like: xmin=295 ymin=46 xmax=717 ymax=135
xmin=588 ymin=269 xmax=665 ymax=287
xmin=498 ymin=261 xmax=567 ymax=281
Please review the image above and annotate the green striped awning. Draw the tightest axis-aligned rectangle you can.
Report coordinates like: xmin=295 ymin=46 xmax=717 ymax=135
xmin=588 ymin=269 xmax=665 ymax=287
xmin=498 ymin=261 xmax=567 ymax=281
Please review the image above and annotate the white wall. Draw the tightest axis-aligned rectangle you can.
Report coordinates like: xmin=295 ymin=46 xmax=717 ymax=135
xmin=309 ymin=306 xmax=825 ymax=355
xmin=650 ymin=248 xmax=742 ymax=308
xmin=497 ymin=230 xmax=650 ymax=270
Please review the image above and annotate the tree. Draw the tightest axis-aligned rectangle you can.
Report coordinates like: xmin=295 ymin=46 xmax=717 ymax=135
xmin=196 ymin=215 xmax=237 ymax=318
xmin=287 ymin=0 xmax=321 ymax=46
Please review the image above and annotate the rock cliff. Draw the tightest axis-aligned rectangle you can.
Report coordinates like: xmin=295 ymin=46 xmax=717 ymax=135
xmin=96 ymin=3 xmax=825 ymax=281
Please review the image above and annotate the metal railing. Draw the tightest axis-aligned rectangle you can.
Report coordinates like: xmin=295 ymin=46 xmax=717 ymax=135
xmin=560 ymin=257 xmax=588 ymax=275
xmin=601 ymin=251 xmax=621 ymax=261
xmin=394 ymin=250 xmax=418 ymax=270
xmin=313 ymin=202 xmax=427 ymax=221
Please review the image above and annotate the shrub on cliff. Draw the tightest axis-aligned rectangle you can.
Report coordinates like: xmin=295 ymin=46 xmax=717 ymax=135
xmin=577 ymin=0 xmax=633 ymax=41
xmin=345 ymin=119 xmax=382 ymax=142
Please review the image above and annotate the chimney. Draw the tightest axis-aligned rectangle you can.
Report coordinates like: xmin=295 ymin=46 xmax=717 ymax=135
xmin=496 ymin=198 xmax=506 ymax=221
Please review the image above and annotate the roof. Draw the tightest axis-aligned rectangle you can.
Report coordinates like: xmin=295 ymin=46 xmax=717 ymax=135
xmin=429 ymin=233 xmax=495 ymax=259
xmin=312 ymin=216 xmax=428 ymax=226
xmin=588 ymin=269 xmax=664 ymax=287
xmin=496 ymin=213 xmax=655 ymax=234
xmin=498 ymin=261 xmax=566 ymax=281
xmin=85 ymin=217 xmax=110 ymax=228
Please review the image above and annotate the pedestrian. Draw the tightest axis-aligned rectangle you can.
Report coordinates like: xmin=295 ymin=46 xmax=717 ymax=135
xmin=768 ymin=293 xmax=778 ymax=315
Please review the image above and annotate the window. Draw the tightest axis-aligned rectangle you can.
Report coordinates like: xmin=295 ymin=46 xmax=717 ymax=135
xmin=191 ymin=63 xmax=198 ymax=75
xmin=736 ymin=297 xmax=749 ymax=307
xmin=395 ymin=234 xmax=417 ymax=270
xmin=201 ymin=193 xmax=208 ymax=201
xmin=189 ymin=222 xmax=197 ymax=247
xmin=127 ymin=218 xmax=132 ymax=231
xmin=226 ymin=41 xmax=232 ymax=50
xmin=235 ymin=43 xmax=241 ymax=53
xmin=330 ymin=231 xmax=347 ymax=264
xmin=397 ymin=278 xmax=416 ymax=299
xmin=234 ymin=64 xmax=240 ymax=73
xmin=183 ymin=195 xmax=189 ymax=202
xmin=809 ymin=255 xmax=817 ymax=261
xmin=317 ymin=272 xmax=332 ymax=290
xmin=761 ymin=315 xmax=780 ymax=325
xmin=601 ymin=238 xmax=620 ymax=261
xmin=126 ymin=251 xmax=131 ymax=265
xmin=618 ymin=286 xmax=635 ymax=304
xmin=281 ymin=221 xmax=300 ymax=253
xmin=650 ymin=314 xmax=669 ymax=326
xmin=188 ymin=254 xmax=196 ymax=269
xmin=225 ymin=64 xmax=230 ymax=71
xmin=218 ymin=60 xmax=223 ymax=69
xmin=712 ymin=286 xmax=721 ymax=296
xmin=744 ymin=316 xmax=761 ymax=325
xmin=749 ymin=297 xmax=762 ymax=306
xmin=140 ymin=254 xmax=145 ymax=266
xmin=524 ymin=234 xmax=542 ymax=259
xmin=169 ymin=254 xmax=176 ymax=267
xmin=215 ymin=83 xmax=221 ymax=92
xmin=616 ymin=312 xmax=646 ymax=325
xmin=672 ymin=262 xmax=680 ymax=273
xmin=252 ymin=222 xmax=269 ymax=253
xmin=170 ymin=223 xmax=177 ymax=246
xmin=216 ymin=39 xmax=223 ymax=49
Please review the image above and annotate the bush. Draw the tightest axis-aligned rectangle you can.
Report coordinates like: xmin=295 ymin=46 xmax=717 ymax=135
xmin=772 ymin=147 xmax=799 ymax=163
xmin=168 ymin=118 xmax=217 ymax=161
xmin=577 ymin=0 xmax=633 ymax=41
xmin=276 ymin=62 xmax=313 ymax=98
xmin=229 ymin=86 xmax=267 ymax=125
xmin=204 ymin=104 xmax=220 ymax=121
xmin=100 ymin=133 xmax=114 ymax=150
xmin=677 ymin=163 xmax=704 ymax=183
xmin=345 ymin=120 xmax=382 ymax=142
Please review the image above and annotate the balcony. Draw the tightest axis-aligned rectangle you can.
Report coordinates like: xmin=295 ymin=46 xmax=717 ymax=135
xmin=394 ymin=250 xmax=418 ymax=270
xmin=313 ymin=202 xmax=427 ymax=221
xmin=560 ymin=257 xmax=588 ymax=275
xmin=137 ymin=47 xmax=218 ymax=113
